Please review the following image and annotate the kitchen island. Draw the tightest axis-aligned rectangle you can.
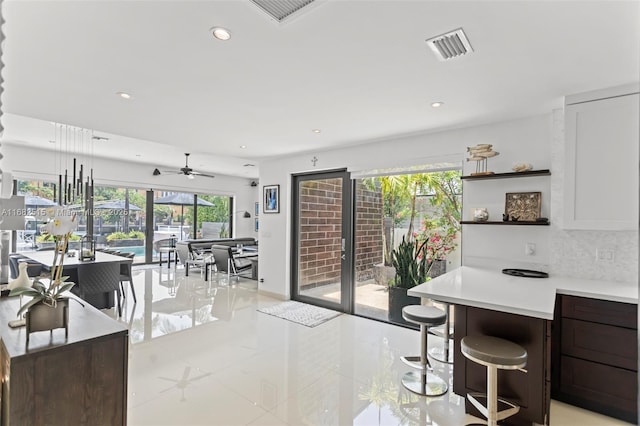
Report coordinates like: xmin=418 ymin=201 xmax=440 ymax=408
xmin=409 ymin=266 xmax=638 ymax=425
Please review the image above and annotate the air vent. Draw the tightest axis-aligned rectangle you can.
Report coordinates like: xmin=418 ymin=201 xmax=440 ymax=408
xmin=249 ymin=0 xmax=317 ymax=23
xmin=426 ymin=28 xmax=473 ymax=61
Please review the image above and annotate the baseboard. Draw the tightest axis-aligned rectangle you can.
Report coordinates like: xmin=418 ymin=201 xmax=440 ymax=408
xmin=257 ymin=288 xmax=288 ymax=301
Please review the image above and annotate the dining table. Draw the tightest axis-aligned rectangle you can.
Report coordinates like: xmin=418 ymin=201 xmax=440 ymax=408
xmin=22 ymin=251 xmax=128 ymax=309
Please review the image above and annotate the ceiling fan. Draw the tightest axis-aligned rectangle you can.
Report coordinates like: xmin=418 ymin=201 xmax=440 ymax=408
xmin=153 ymin=153 xmax=215 ymax=179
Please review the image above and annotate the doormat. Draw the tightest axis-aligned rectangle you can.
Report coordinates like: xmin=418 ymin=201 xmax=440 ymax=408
xmin=257 ymin=301 xmax=341 ymax=327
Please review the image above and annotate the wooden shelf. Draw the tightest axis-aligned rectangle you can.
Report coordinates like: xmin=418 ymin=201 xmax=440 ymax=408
xmin=461 ymin=169 xmax=551 ymax=181
xmin=461 ymin=220 xmax=550 ymax=226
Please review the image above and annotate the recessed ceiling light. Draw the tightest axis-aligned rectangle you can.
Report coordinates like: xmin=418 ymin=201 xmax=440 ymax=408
xmin=312 ymin=129 xmax=321 ymax=133
xmin=240 ymin=145 xmax=247 ymax=149
xmin=431 ymin=102 xmax=444 ymax=108
xmin=211 ymin=27 xmax=231 ymax=41
xmin=117 ymin=92 xmax=132 ymax=100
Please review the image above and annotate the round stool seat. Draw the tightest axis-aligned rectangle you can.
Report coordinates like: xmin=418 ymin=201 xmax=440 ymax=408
xmin=402 ymin=305 xmax=446 ymax=326
xmin=461 ymin=335 xmax=527 ymax=369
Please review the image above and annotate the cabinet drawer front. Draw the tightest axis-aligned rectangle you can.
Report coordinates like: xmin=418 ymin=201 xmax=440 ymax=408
xmin=560 ymin=356 xmax=637 ymax=416
xmin=562 ymin=319 xmax=637 ymax=370
xmin=561 ymin=295 xmax=637 ymax=329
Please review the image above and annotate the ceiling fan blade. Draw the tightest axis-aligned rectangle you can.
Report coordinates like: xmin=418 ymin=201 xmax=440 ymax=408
xmin=191 ymin=171 xmax=215 ymax=178
xmin=161 ymin=170 xmax=184 ymax=174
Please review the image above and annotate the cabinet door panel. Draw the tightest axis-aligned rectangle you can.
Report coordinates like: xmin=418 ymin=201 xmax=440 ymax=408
xmin=564 ymin=93 xmax=639 ymax=230
xmin=560 ymin=355 xmax=637 ymax=421
xmin=561 ymin=295 xmax=637 ymax=329
xmin=561 ymin=318 xmax=637 ymax=371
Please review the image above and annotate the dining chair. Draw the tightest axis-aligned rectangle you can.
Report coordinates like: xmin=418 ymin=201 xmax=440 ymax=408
xmin=9 ymin=254 xmax=42 ymax=279
xmin=76 ymin=262 xmax=122 ymax=317
xmin=118 ymin=253 xmax=136 ymax=303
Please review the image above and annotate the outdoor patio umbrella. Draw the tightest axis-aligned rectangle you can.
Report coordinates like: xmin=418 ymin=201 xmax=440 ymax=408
xmin=23 ymin=195 xmax=58 ymax=235
xmin=24 ymin=194 xmax=58 ymax=209
xmin=94 ymin=200 xmax=142 ymax=233
xmin=153 ymin=193 xmax=214 ymax=239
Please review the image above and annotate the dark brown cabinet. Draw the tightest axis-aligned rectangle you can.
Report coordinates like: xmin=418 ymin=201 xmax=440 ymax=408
xmin=0 ymin=296 xmax=128 ymax=425
xmin=551 ymin=295 xmax=638 ymax=423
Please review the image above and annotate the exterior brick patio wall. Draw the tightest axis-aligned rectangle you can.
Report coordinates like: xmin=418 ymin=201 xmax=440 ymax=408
xmin=354 ymin=181 xmax=383 ymax=282
xmin=298 ymin=179 xmax=383 ymax=289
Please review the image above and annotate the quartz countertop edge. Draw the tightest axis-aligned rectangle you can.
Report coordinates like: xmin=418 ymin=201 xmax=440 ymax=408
xmin=408 ymin=266 xmax=638 ymax=320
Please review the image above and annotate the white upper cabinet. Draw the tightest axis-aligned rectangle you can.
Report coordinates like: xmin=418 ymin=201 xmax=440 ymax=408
xmin=563 ymin=85 xmax=639 ymax=230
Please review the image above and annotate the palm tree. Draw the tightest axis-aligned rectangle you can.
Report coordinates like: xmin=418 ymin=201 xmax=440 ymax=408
xmin=364 ymin=175 xmax=411 ymax=265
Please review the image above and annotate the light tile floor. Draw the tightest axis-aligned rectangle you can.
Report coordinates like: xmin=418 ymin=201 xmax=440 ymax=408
xmin=106 ymin=265 xmax=633 ymax=426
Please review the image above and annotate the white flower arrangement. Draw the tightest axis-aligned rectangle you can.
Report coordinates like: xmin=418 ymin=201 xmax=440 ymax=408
xmin=10 ymin=208 xmax=78 ymax=315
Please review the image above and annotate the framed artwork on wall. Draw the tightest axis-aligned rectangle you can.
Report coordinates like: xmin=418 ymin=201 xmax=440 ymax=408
xmin=255 ymin=202 xmax=259 ymax=216
xmin=504 ymin=191 xmax=541 ymax=222
xmin=255 ymin=218 xmax=259 ymax=232
xmin=263 ymin=185 xmax=280 ymax=213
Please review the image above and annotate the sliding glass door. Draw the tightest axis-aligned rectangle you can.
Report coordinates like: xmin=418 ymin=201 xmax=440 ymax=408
xmin=291 ymin=170 xmax=353 ymax=312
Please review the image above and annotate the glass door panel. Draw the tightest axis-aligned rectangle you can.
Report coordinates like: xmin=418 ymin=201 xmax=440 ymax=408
xmin=292 ymin=171 xmax=352 ymax=312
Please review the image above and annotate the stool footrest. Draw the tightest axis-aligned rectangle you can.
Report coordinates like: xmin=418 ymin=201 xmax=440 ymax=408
xmin=467 ymin=393 xmax=520 ymax=422
xmin=400 ymin=355 xmax=432 ymax=371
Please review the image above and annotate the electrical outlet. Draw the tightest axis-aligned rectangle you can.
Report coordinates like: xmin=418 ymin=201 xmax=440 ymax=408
xmin=525 ymin=242 xmax=536 ymax=256
xmin=596 ymin=248 xmax=615 ymax=262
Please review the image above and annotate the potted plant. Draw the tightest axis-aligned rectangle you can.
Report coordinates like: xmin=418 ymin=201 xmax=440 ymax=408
xmin=388 ymin=236 xmax=430 ymax=326
xmin=10 ymin=210 xmax=77 ymax=339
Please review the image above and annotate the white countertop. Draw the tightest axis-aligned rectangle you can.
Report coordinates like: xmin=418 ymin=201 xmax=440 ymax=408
xmin=408 ymin=266 xmax=638 ymax=320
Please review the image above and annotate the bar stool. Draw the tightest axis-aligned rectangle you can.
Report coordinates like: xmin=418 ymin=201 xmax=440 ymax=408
xmin=428 ymin=302 xmax=453 ymax=364
xmin=400 ymin=305 xmax=448 ymax=397
xmin=461 ymin=335 xmax=527 ymax=426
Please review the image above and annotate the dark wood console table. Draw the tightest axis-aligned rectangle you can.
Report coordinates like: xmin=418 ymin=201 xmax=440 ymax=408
xmin=0 ymin=295 xmax=128 ymax=425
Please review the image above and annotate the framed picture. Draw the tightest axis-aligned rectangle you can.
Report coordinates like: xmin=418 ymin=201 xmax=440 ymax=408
xmin=255 ymin=218 xmax=259 ymax=232
xmin=254 ymin=202 xmax=259 ymax=216
xmin=505 ymin=192 xmax=541 ymax=222
xmin=263 ymin=184 xmax=280 ymax=213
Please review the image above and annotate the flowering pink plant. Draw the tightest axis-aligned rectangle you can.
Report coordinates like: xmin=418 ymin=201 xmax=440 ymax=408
xmin=416 ymin=220 xmax=458 ymax=263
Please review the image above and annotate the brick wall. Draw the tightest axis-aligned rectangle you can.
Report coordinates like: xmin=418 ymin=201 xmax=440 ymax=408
xmin=298 ymin=179 xmax=383 ymax=289
xmin=298 ymin=179 xmax=343 ymax=288
xmin=355 ymin=181 xmax=383 ymax=282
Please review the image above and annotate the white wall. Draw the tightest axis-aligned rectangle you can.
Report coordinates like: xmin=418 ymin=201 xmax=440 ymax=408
xmin=258 ymin=114 xmax=555 ymax=298
xmin=0 ymin=144 xmax=260 ymax=238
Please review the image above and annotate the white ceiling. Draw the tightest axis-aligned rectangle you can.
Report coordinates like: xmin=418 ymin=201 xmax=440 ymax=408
xmin=2 ymin=0 xmax=638 ymax=179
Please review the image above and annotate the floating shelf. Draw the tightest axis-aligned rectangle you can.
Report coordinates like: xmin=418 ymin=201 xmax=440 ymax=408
xmin=461 ymin=220 xmax=550 ymax=226
xmin=461 ymin=169 xmax=551 ymax=181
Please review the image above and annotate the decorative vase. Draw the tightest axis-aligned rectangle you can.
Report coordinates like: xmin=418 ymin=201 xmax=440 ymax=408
xmin=26 ymin=297 xmax=69 ymax=343
xmin=473 ymin=208 xmax=489 ymax=222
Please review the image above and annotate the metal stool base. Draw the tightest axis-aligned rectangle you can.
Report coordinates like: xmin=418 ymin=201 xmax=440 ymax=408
xmin=401 ymin=355 xmax=432 ymax=371
xmin=467 ymin=392 xmax=520 ymax=423
xmin=401 ymin=371 xmax=448 ymax=397
xmin=428 ymin=345 xmax=454 ymax=364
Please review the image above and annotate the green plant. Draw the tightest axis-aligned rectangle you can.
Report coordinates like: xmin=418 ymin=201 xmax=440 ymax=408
xmin=390 ymin=236 xmax=430 ymax=289
xmin=10 ymin=276 xmax=74 ymax=317
xmin=37 ymin=233 xmax=80 ymax=243
xmin=106 ymin=230 xmax=144 ymax=241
